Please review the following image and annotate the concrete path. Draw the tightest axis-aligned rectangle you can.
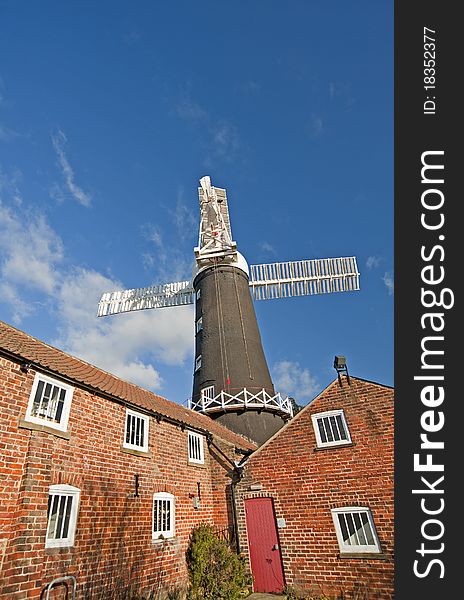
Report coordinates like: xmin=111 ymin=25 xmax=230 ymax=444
xmin=247 ymin=594 xmax=287 ymax=599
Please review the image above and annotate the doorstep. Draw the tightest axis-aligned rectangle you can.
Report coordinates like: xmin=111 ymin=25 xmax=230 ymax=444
xmin=247 ymin=594 xmax=287 ymax=599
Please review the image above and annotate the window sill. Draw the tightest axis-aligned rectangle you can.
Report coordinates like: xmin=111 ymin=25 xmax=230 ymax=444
xmin=313 ymin=442 xmax=355 ymax=452
xmin=338 ymin=552 xmax=387 ymax=560
xmin=152 ymin=536 xmax=176 ymax=545
xmin=120 ymin=446 xmax=152 ymax=458
xmin=188 ymin=460 xmax=206 ymax=468
xmin=18 ymin=418 xmax=70 ymax=440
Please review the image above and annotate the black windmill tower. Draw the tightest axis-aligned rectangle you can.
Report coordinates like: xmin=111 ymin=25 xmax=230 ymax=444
xmin=97 ymin=177 xmax=360 ymax=445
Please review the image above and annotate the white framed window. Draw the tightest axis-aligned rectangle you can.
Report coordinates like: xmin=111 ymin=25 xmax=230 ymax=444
xmin=123 ymin=409 xmax=149 ymax=452
xmin=312 ymin=409 xmax=351 ymax=448
xmin=331 ymin=507 xmax=381 ymax=554
xmin=188 ymin=431 xmax=205 ymax=464
xmin=153 ymin=492 xmax=175 ymax=540
xmin=195 ymin=316 xmax=203 ymax=334
xmin=196 ymin=289 xmax=201 ymax=301
xmin=45 ymin=484 xmax=80 ymax=548
xmin=195 ymin=355 xmax=202 ymax=372
xmin=25 ymin=372 xmax=74 ymax=432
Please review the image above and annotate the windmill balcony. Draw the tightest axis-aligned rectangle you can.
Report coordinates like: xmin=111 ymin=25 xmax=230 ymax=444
xmin=189 ymin=387 xmax=294 ymax=418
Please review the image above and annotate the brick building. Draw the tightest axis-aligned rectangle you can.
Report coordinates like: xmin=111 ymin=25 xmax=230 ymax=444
xmin=0 ymin=321 xmax=255 ymax=598
xmin=1 ymin=320 xmax=394 ymax=599
xmin=235 ymin=375 xmax=394 ymax=599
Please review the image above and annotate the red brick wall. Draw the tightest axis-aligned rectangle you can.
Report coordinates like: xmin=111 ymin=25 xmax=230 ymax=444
xmin=235 ymin=377 xmax=394 ymax=599
xmin=0 ymin=355 xmax=238 ymax=598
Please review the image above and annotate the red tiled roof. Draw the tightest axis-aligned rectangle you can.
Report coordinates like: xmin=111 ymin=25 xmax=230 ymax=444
xmin=0 ymin=320 xmax=255 ymax=451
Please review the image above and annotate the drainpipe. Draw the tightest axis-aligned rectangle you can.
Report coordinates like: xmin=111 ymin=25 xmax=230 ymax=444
xmin=230 ymin=465 xmax=243 ymax=553
xmin=207 ymin=435 xmax=252 ymax=553
xmin=232 ymin=450 xmax=253 ymax=553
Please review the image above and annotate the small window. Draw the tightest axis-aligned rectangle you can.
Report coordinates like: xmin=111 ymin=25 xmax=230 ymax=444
xmin=195 ymin=316 xmax=203 ymax=334
xmin=195 ymin=355 xmax=202 ymax=372
xmin=312 ymin=409 xmax=351 ymax=448
xmin=46 ymin=485 xmax=80 ymax=548
xmin=196 ymin=289 xmax=201 ymax=301
xmin=331 ymin=507 xmax=381 ymax=554
xmin=153 ymin=492 xmax=175 ymax=540
xmin=123 ymin=409 xmax=149 ymax=452
xmin=25 ymin=373 xmax=74 ymax=432
xmin=188 ymin=431 xmax=205 ymax=464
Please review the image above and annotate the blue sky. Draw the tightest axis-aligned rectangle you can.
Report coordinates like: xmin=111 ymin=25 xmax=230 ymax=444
xmin=0 ymin=1 xmax=393 ymax=406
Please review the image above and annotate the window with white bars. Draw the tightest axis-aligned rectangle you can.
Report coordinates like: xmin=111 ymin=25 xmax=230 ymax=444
xmin=195 ymin=355 xmax=202 ymax=371
xmin=331 ymin=507 xmax=381 ymax=554
xmin=45 ymin=485 xmax=80 ymax=548
xmin=25 ymin=372 xmax=74 ymax=432
xmin=188 ymin=431 xmax=205 ymax=464
xmin=195 ymin=316 xmax=203 ymax=334
xmin=311 ymin=409 xmax=351 ymax=448
xmin=153 ymin=492 xmax=175 ymax=540
xmin=123 ymin=409 xmax=149 ymax=452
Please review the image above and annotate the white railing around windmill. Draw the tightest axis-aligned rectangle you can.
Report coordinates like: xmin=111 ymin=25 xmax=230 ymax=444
xmin=189 ymin=387 xmax=294 ymax=418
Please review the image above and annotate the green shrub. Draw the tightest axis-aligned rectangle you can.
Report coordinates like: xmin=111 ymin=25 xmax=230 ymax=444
xmin=186 ymin=524 xmax=249 ymax=600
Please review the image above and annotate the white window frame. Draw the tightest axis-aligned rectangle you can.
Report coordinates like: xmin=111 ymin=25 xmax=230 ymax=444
xmin=123 ymin=409 xmax=149 ymax=453
xmin=188 ymin=431 xmax=205 ymax=464
xmin=195 ymin=355 xmax=202 ymax=372
xmin=331 ymin=507 xmax=381 ymax=554
xmin=195 ymin=316 xmax=203 ymax=334
xmin=25 ymin=372 xmax=74 ymax=433
xmin=153 ymin=492 xmax=175 ymax=540
xmin=45 ymin=484 xmax=80 ymax=548
xmin=196 ymin=288 xmax=201 ymax=301
xmin=311 ymin=409 xmax=351 ymax=448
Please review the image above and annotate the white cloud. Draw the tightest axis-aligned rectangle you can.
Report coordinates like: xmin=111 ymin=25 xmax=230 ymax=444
xmin=175 ymin=98 xmax=207 ymax=122
xmin=366 ymin=256 xmax=381 ymax=270
xmin=0 ymin=124 xmax=23 ymax=141
xmin=0 ymin=203 xmax=63 ymax=295
xmin=309 ymin=114 xmax=324 ymax=137
xmin=51 ymin=129 xmax=91 ymax=207
xmin=0 ymin=194 xmax=194 ymax=391
xmin=259 ymin=241 xmax=277 ymax=256
xmin=211 ymin=122 xmax=240 ymax=156
xmin=328 ymin=81 xmax=355 ymax=109
xmin=54 ymin=265 xmax=194 ymax=390
xmin=171 ymin=187 xmax=197 ymax=241
xmin=0 ymin=281 xmax=34 ymax=324
xmin=173 ymin=93 xmax=241 ymax=163
xmin=273 ymin=360 xmax=319 ymax=402
xmin=141 ymin=222 xmax=193 ymax=284
xmin=383 ymin=272 xmax=394 ymax=295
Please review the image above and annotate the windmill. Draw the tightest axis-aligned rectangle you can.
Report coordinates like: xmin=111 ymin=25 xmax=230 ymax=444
xmin=97 ymin=176 xmax=360 ymax=445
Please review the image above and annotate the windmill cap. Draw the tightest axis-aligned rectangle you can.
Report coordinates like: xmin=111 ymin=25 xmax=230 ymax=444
xmin=191 ymin=251 xmax=250 ymax=279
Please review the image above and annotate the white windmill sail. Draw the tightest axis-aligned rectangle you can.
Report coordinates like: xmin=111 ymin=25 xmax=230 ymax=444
xmin=249 ymin=257 xmax=360 ymax=300
xmin=97 ymin=280 xmax=194 ymax=317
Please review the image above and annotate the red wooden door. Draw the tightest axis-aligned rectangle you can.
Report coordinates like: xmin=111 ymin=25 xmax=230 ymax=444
xmin=245 ymin=497 xmax=285 ymax=593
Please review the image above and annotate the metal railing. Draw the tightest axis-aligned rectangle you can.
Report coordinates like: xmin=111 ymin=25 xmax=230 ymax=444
xmin=45 ymin=575 xmax=77 ymax=600
xmin=189 ymin=387 xmax=293 ymax=417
